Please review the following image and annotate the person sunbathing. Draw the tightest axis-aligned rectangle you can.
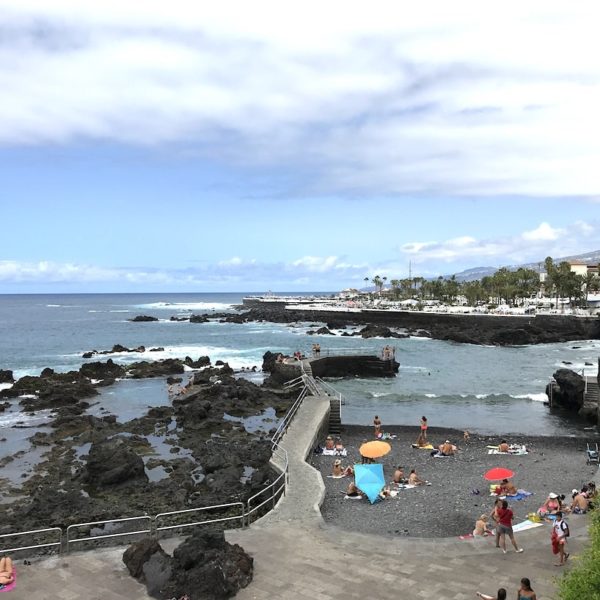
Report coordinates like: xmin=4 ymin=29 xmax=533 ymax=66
xmin=473 ymin=514 xmax=493 ymax=536
xmin=570 ymin=490 xmax=589 ymax=514
xmin=334 ymin=438 xmax=345 ymax=452
xmin=500 ymin=479 xmax=517 ymax=496
xmin=346 ymin=481 xmax=362 ymax=497
xmin=498 ymin=440 xmax=510 ymax=453
xmin=439 ymin=440 xmax=455 ymax=456
xmin=324 ymin=436 xmax=334 ymax=450
xmin=0 ymin=556 xmax=14 ymax=585
xmin=408 ymin=468 xmax=426 ymax=486
xmin=415 ymin=431 xmax=428 ymax=447
xmin=332 ymin=459 xmax=353 ymax=478
xmin=392 ymin=466 xmax=405 ymax=484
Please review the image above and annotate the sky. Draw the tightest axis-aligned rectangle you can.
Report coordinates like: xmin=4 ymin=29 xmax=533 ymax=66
xmin=0 ymin=1 xmax=599 ymax=293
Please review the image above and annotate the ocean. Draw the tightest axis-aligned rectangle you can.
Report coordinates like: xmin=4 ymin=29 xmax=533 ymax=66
xmin=0 ymin=293 xmax=599 ymax=436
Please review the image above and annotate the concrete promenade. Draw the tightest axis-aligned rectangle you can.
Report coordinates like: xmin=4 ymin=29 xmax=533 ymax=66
xmin=13 ymin=385 xmax=594 ymax=599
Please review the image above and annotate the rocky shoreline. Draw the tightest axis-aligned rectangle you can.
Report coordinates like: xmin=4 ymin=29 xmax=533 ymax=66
xmin=313 ymin=425 xmax=600 ymax=538
xmin=0 ymin=357 xmax=296 ymax=539
xmin=127 ymin=305 xmax=600 ymax=346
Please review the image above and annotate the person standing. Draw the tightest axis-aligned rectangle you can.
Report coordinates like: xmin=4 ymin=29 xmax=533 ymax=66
xmin=552 ymin=511 xmax=570 ymax=566
xmin=517 ymin=578 xmax=537 ymax=599
xmin=496 ymin=500 xmax=523 ymax=554
xmin=373 ymin=415 xmax=382 ymax=438
xmin=420 ymin=416 xmax=428 ymax=440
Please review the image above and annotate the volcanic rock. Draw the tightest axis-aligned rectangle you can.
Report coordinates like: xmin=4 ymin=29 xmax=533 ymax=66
xmin=84 ymin=437 xmax=148 ymax=487
xmin=546 ymin=368 xmax=585 ymax=411
xmin=123 ymin=537 xmax=172 ymax=596
xmin=130 ymin=315 xmax=159 ymax=322
xmin=0 ymin=370 xmax=14 ymax=384
xmin=127 ymin=359 xmax=185 ymax=378
xmin=189 ymin=314 xmax=209 ymax=323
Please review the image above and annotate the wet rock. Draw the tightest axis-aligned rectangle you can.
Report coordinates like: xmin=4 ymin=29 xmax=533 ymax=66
xmin=190 ymin=314 xmax=209 ymax=323
xmin=184 ymin=355 xmax=211 ymax=369
xmin=0 ymin=369 xmax=15 ymax=384
xmin=130 ymin=315 xmax=159 ymax=322
xmin=80 ymin=359 xmax=126 ymax=382
xmin=84 ymin=437 xmax=148 ymax=487
xmin=127 ymin=359 xmax=185 ymax=378
xmin=169 ymin=316 xmax=188 ymax=322
xmin=546 ymin=368 xmax=585 ymax=411
xmin=149 ymin=347 xmax=164 ymax=352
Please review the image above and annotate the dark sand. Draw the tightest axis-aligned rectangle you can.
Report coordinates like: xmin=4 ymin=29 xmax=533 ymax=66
xmin=311 ymin=425 xmax=600 ymax=538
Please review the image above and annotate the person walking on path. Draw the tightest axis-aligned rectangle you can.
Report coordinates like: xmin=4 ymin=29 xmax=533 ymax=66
xmin=496 ymin=500 xmax=523 ymax=554
xmin=552 ymin=511 xmax=570 ymax=566
xmin=517 ymin=577 xmax=537 ymax=600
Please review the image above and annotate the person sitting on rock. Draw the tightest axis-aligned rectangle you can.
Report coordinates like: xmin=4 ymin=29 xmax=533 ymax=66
xmin=408 ymin=468 xmax=426 ymax=486
xmin=393 ymin=465 xmax=405 ymax=484
xmin=0 ymin=556 xmax=14 ymax=586
xmin=498 ymin=440 xmax=510 ymax=453
xmin=332 ymin=459 xmax=353 ymax=478
xmin=500 ymin=478 xmax=517 ymax=496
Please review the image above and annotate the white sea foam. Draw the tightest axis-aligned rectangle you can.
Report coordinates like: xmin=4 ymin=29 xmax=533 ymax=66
xmin=136 ymin=301 xmax=234 ymax=311
xmin=513 ymin=393 xmax=549 ymax=402
xmin=46 ymin=304 xmax=61 ymax=307
xmin=109 ymin=310 xmax=130 ymax=313
xmin=424 ymin=393 xmax=438 ymax=398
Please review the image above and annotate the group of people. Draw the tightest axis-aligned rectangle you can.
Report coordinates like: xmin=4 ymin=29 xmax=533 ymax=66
xmin=381 ymin=345 xmax=395 ymax=360
xmin=311 ymin=343 xmax=321 ymax=357
xmin=477 ymin=577 xmax=537 ymax=600
xmin=538 ymin=482 xmax=596 ymax=517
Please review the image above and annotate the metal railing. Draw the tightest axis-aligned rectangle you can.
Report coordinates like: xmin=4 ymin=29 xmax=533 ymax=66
xmin=66 ymin=516 xmax=153 ymax=553
xmin=155 ymin=503 xmax=245 ymax=535
xmin=0 ymin=527 xmax=62 ymax=555
xmin=272 ymin=387 xmax=307 ymax=446
xmin=315 ymin=377 xmax=344 ymax=422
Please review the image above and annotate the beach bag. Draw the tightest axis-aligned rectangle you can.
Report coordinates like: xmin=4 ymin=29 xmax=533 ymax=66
xmin=313 ymin=445 xmax=323 ymax=455
xmin=560 ymin=520 xmax=570 ymax=538
xmin=551 ymin=530 xmax=560 ymax=554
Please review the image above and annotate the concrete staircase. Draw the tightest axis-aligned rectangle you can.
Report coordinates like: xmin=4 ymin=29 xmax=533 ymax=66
xmin=584 ymin=377 xmax=599 ymax=417
xmin=328 ymin=398 xmax=342 ymax=435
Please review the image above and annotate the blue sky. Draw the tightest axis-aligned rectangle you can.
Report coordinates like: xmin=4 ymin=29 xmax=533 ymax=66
xmin=1 ymin=2 xmax=599 ymax=293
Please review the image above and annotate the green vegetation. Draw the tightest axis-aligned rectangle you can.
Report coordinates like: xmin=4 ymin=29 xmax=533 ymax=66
xmin=363 ymin=258 xmax=600 ymax=308
xmin=557 ymin=506 xmax=600 ymax=600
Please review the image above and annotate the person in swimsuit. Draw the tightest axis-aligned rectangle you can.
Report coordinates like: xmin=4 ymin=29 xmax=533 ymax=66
xmin=473 ymin=514 xmax=493 ymax=536
xmin=420 ymin=416 xmax=428 ymax=439
xmin=393 ymin=466 xmax=405 ymax=484
xmin=517 ymin=578 xmax=537 ymax=600
xmin=346 ymin=481 xmax=362 ymax=497
xmin=408 ymin=468 xmax=426 ymax=486
xmin=0 ymin=557 xmax=14 ymax=586
xmin=476 ymin=589 xmax=507 ymax=600
xmin=500 ymin=478 xmax=517 ymax=496
xmin=539 ymin=492 xmax=561 ymax=516
xmin=332 ymin=459 xmax=353 ymax=477
xmin=570 ymin=490 xmax=589 ymax=514
xmin=324 ymin=436 xmax=334 ymax=450
xmin=373 ymin=415 xmax=382 ymax=438
xmin=498 ymin=440 xmax=510 ymax=453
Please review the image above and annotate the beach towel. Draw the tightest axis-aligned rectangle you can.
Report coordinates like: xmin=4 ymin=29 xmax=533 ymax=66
xmin=505 ymin=490 xmax=533 ymax=502
xmin=512 ymin=519 xmax=544 ymax=533
xmin=411 ymin=443 xmax=434 ymax=450
xmin=0 ymin=569 xmax=16 ymax=593
xmin=344 ymin=494 xmax=363 ymax=500
xmin=322 ymin=448 xmax=347 ymax=456
xmin=487 ymin=449 xmax=528 ymax=455
xmin=380 ymin=433 xmax=397 ymax=440
xmin=458 ymin=531 xmax=494 ymax=540
xmin=432 ymin=452 xmax=454 ymax=458
xmin=327 ymin=474 xmax=346 ymax=479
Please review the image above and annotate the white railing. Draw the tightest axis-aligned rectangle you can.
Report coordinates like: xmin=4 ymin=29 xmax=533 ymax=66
xmin=66 ymin=516 xmax=153 ymax=553
xmin=155 ymin=503 xmax=245 ymax=535
xmin=0 ymin=527 xmax=62 ymax=555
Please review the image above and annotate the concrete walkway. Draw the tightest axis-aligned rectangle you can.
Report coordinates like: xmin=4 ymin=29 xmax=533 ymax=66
xmin=12 ymin=387 xmax=594 ymax=599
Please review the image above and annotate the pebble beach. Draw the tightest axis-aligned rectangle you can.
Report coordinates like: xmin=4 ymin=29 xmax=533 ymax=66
xmin=311 ymin=425 xmax=600 ymax=538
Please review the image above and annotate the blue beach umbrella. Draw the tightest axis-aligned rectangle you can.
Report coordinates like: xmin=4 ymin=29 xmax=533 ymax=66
xmin=354 ymin=463 xmax=385 ymax=504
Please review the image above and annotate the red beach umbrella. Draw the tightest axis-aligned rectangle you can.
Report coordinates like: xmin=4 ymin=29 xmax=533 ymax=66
xmin=484 ymin=467 xmax=514 ymax=481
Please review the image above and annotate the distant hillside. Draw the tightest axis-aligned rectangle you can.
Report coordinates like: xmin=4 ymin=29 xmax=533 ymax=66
xmin=452 ymin=249 xmax=600 ymax=282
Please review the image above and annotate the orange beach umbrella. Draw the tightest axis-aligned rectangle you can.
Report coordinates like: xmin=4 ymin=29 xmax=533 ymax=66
xmin=359 ymin=440 xmax=391 ymax=459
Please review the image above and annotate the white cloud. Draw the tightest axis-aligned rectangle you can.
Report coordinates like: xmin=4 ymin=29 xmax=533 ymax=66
xmin=522 ymin=222 xmax=564 ymax=241
xmin=401 ymin=220 xmax=599 ymax=268
xmin=0 ymin=1 xmax=600 ymax=196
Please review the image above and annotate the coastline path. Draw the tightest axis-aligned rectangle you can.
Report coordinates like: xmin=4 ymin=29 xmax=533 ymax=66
xmin=16 ymin=384 xmax=595 ymax=600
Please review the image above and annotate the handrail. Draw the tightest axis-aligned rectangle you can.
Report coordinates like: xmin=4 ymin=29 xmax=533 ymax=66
xmin=155 ymin=503 xmax=245 ymax=533
xmin=0 ymin=527 xmax=62 ymax=555
xmin=66 ymin=516 xmax=153 ymax=553
xmin=315 ymin=377 xmax=344 ymax=421
xmin=272 ymin=386 xmax=308 ymax=446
